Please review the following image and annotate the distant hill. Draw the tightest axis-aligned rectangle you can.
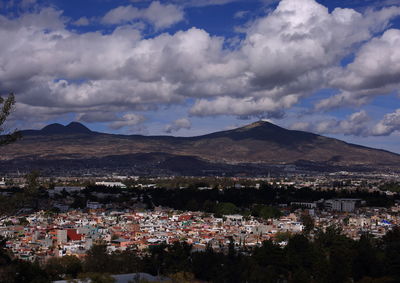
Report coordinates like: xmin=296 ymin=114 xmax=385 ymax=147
xmin=1 ymin=121 xmax=399 ymax=175
xmin=22 ymin=122 xmax=93 ymax=136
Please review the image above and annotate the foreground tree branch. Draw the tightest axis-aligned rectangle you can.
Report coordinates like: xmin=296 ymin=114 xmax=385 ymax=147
xmin=0 ymin=93 xmax=21 ymax=146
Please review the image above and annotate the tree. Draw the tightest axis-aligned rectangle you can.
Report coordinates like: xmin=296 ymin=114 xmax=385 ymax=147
xmin=215 ymin=202 xmax=238 ymax=216
xmin=0 ymin=93 xmax=20 ymax=146
xmin=382 ymin=226 xmax=400 ymax=280
xmin=84 ymin=244 xmax=110 ymax=273
xmin=25 ymin=171 xmax=40 ymax=194
xmin=352 ymin=234 xmax=383 ymax=281
xmin=251 ymin=204 xmax=282 ymax=219
xmin=24 ymin=170 xmax=42 ymax=209
xmin=45 ymin=255 xmax=83 ymax=280
xmin=300 ymin=213 xmax=315 ymax=235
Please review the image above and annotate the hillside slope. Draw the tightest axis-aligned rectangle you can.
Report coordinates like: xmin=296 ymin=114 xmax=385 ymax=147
xmin=1 ymin=121 xmax=399 ymax=174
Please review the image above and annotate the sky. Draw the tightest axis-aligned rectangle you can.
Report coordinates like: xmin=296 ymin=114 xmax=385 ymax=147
xmin=1 ymin=0 xmax=400 ymax=153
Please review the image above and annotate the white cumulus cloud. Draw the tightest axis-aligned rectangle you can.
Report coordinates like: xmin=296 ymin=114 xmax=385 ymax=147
xmin=72 ymin=17 xmax=90 ymax=26
xmin=108 ymin=113 xmax=146 ymax=130
xmin=290 ymin=110 xmax=371 ymax=136
xmin=165 ymin=118 xmax=191 ymax=133
xmin=371 ymin=109 xmax=400 ymax=136
xmin=1 ymin=0 xmax=400 ymax=133
xmin=317 ymin=28 xmax=400 ymax=110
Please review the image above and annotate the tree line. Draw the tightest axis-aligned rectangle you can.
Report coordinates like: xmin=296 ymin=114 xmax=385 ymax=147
xmin=144 ymin=186 xmax=396 ymax=213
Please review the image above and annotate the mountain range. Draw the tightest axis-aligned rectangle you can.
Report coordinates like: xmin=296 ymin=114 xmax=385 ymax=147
xmin=0 ymin=121 xmax=399 ymax=176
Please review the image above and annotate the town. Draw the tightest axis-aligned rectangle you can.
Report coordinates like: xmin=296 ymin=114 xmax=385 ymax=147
xmin=1 ymin=174 xmax=400 ymax=265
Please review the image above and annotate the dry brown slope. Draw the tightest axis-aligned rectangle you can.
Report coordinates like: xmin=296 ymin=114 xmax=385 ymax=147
xmin=1 ymin=121 xmax=399 ymax=169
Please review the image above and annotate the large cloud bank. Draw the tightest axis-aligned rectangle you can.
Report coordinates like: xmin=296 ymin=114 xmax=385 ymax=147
xmin=1 ymin=0 xmax=400 ymax=135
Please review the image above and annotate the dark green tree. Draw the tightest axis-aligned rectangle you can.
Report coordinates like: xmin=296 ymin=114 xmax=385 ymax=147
xmin=25 ymin=171 xmax=40 ymax=194
xmin=45 ymin=255 xmax=82 ymax=280
xmin=215 ymin=202 xmax=238 ymax=216
xmin=352 ymin=234 xmax=383 ymax=281
xmin=315 ymin=225 xmax=354 ymax=283
xmin=192 ymin=245 xmax=222 ymax=281
xmin=300 ymin=213 xmax=315 ymax=235
xmin=0 ymin=93 xmax=20 ymax=146
xmin=251 ymin=204 xmax=282 ymax=219
xmin=24 ymin=170 xmax=42 ymax=209
xmin=252 ymin=240 xmax=287 ymax=281
xmin=84 ymin=244 xmax=110 ymax=273
xmin=382 ymin=226 xmax=400 ymax=281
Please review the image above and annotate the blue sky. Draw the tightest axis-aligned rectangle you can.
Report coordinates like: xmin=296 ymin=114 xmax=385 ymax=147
xmin=1 ymin=0 xmax=400 ymax=153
